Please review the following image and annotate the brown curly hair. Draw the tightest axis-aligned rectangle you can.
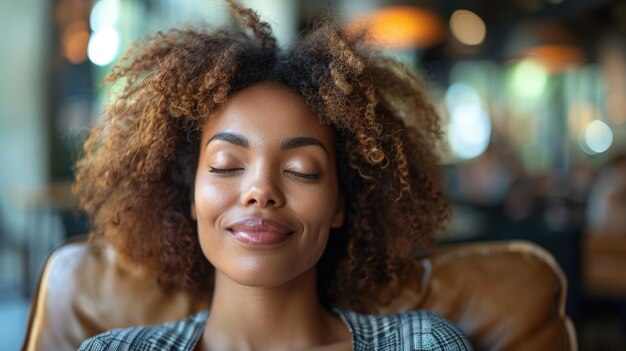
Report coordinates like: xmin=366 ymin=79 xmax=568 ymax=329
xmin=74 ymin=1 xmax=448 ymax=312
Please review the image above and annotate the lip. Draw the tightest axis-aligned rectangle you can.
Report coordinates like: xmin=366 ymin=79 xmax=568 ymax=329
xmin=227 ymin=217 xmax=295 ymax=246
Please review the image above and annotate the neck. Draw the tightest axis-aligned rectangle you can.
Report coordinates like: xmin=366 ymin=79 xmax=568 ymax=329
xmin=201 ymin=267 xmax=347 ymax=351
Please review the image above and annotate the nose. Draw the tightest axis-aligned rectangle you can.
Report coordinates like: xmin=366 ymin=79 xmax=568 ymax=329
xmin=240 ymin=166 xmax=285 ymax=208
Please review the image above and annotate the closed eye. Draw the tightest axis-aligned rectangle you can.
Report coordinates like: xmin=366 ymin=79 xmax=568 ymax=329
xmin=209 ymin=167 xmax=243 ymax=175
xmin=286 ymin=171 xmax=321 ymax=180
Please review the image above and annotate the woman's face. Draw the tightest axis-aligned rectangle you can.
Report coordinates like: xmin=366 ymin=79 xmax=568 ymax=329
xmin=193 ymin=83 xmax=344 ymax=288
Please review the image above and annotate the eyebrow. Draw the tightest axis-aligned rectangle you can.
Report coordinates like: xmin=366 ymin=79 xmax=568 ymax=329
xmin=281 ymin=137 xmax=329 ymax=155
xmin=206 ymin=133 xmax=328 ymax=155
xmin=207 ymin=132 xmax=249 ymax=148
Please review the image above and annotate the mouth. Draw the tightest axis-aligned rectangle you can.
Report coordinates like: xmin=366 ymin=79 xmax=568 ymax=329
xmin=227 ymin=217 xmax=295 ymax=246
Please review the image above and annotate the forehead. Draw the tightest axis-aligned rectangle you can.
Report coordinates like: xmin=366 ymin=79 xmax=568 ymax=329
xmin=201 ymin=83 xmax=335 ymax=148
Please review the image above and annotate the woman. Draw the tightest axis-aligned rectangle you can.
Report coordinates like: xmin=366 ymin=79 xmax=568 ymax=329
xmin=76 ymin=1 xmax=472 ymax=350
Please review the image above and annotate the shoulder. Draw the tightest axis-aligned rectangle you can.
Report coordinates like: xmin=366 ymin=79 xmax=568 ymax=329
xmin=77 ymin=310 xmax=209 ymax=351
xmin=336 ymin=309 xmax=472 ymax=351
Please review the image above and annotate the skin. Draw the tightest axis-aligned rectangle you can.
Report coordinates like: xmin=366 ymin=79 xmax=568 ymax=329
xmin=191 ymin=83 xmax=352 ymax=351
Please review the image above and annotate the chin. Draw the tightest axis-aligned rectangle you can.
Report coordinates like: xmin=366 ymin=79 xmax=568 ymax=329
xmin=219 ymin=255 xmax=316 ymax=289
xmin=224 ymin=266 xmax=303 ymax=288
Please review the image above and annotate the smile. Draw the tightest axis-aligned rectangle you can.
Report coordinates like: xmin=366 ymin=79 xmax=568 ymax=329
xmin=227 ymin=217 xmax=295 ymax=246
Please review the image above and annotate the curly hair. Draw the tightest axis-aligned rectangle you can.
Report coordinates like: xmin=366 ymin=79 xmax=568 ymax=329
xmin=74 ymin=1 xmax=449 ymax=312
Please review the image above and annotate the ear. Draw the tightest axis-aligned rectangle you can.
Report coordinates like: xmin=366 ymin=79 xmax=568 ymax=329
xmin=191 ymin=203 xmax=197 ymax=220
xmin=330 ymin=193 xmax=345 ymax=228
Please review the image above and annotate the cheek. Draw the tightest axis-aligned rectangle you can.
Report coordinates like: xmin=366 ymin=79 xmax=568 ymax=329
xmin=291 ymin=180 xmax=339 ymax=222
xmin=304 ymin=231 xmax=330 ymax=269
xmin=194 ymin=176 xmax=235 ymax=220
xmin=290 ymin=184 xmax=338 ymax=260
xmin=194 ymin=177 xmax=237 ymax=258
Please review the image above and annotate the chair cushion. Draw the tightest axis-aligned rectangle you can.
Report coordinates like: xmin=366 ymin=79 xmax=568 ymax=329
xmin=22 ymin=237 xmax=208 ymax=351
xmin=22 ymin=237 xmax=576 ymax=351
xmin=394 ymin=241 xmax=576 ymax=351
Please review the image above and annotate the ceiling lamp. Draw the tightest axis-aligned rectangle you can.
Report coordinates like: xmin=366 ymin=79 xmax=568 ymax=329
xmin=505 ymin=19 xmax=584 ymax=73
xmin=346 ymin=6 xmax=446 ymax=50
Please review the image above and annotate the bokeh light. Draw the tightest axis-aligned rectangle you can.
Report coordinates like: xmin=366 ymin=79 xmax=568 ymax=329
xmin=450 ymin=10 xmax=486 ymax=46
xmin=62 ymin=20 xmax=90 ymax=64
xmin=579 ymin=120 xmax=614 ymax=155
xmin=445 ymin=82 xmax=481 ymax=109
xmin=449 ymin=104 xmax=491 ymax=160
xmin=87 ymin=27 xmax=120 ymax=66
xmin=346 ymin=6 xmax=446 ymax=50
xmin=508 ymin=59 xmax=548 ymax=101
xmin=90 ymin=0 xmax=119 ymax=32
xmin=445 ymin=83 xmax=491 ymax=160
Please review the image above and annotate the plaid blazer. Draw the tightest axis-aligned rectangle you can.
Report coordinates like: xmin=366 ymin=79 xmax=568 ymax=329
xmin=78 ymin=309 xmax=472 ymax=351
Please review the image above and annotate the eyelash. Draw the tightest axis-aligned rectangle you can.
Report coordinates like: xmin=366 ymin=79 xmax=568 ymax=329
xmin=209 ymin=167 xmax=320 ymax=180
xmin=209 ymin=167 xmax=242 ymax=174
xmin=288 ymin=171 xmax=321 ymax=180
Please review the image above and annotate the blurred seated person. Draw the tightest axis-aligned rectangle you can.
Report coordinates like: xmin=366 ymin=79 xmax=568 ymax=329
xmin=586 ymin=155 xmax=626 ymax=235
xmin=584 ymin=154 xmax=626 ymax=297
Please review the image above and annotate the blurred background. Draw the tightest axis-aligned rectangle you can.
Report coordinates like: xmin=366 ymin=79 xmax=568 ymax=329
xmin=1 ymin=0 xmax=625 ymax=349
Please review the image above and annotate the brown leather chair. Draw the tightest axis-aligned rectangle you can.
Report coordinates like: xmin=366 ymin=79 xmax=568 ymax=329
xmin=22 ymin=236 xmax=577 ymax=351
